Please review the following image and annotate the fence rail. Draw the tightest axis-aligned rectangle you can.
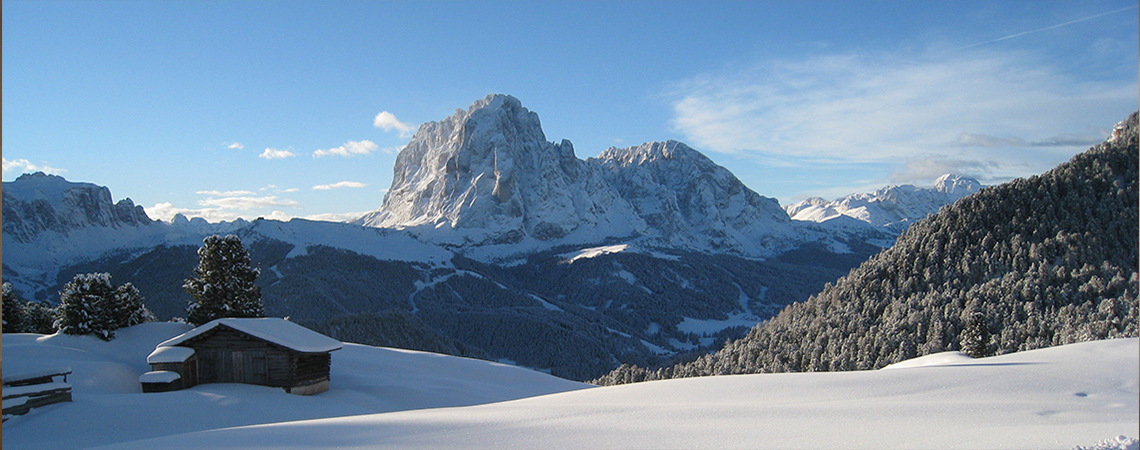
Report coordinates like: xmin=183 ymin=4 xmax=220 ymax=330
xmin=2 ymin=368 xmax=72 ymax=419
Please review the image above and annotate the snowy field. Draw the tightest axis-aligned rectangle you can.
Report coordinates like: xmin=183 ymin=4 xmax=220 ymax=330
xmin=2 ymin=323 xmax=1136 ymax=450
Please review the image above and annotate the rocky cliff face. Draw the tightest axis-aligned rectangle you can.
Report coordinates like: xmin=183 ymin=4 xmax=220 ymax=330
xmin=357 ymin=94 xmax=806 ymax=256
xmin=357 ymin=94 xmax=644 ymax=245
xmin=2 ymin=172 xmax=152 ymax=243
xmin=785 ymin=174 xmax=982 ymax=231
xmin=591 ymin=140 xmax=798 ymax=255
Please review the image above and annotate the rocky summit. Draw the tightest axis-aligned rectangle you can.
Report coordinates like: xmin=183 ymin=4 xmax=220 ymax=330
xmin=2 ymin=172 xmax=152 ymax=243
xmin=358 ymin=94 xmax=810 ymax=257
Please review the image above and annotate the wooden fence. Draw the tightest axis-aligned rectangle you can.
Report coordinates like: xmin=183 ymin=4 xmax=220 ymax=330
xmin=3 ymin=368 xmax=73 ymax=419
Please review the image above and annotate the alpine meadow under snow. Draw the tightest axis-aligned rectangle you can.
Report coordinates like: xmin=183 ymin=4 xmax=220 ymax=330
xmin=2 ymin=323 xmax=1136 ymax=449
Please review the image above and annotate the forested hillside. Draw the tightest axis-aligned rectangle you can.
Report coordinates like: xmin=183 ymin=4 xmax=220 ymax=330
xmin=595 ymin=112 xmax=1139 ymax=385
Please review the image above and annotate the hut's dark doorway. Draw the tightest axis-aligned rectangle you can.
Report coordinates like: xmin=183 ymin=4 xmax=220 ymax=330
xmin=201 ymin=350 xmax=269 ymax=385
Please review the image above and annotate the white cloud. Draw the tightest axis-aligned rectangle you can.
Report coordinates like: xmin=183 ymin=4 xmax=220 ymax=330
xmin=199 ymin=195 xmax=300 ymax=209
xmin=259 ymin=148 xmax=296 ymax=159
xmin=3 ymin=158 xmax=67 ymax=177
xmin=196 ymin=189 xmax=256 ymax=196
xmin=148 ymin=202 xmax=298 ymax=223
xmin=226 ymin=142 xmax=244 ymax=150
xmin=374 ymin=111 xmax=413 ymax=138
xmin=313 ymin=140 xmax=379 ymax=158
xmin=146 ymin=202 xmax=229 ymax=223
xmin=667 ymin=47 xmax=1136 ymax=184
xmin=313 ymin=181 xmax=367 ymax=190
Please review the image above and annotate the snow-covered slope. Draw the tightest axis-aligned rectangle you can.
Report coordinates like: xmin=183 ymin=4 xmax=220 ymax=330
xmin=786 ymin=174 xmax=982 ymax=230
xmin=357 ymin=94 xmax=814 ymax=258
xmin=1 ymin=323 xmax=589 ymax=450
xmin=4 ymin=326 xmax=1133 ymax=450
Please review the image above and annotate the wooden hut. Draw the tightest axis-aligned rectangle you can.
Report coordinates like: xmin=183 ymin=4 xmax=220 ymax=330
xmin=142 ymin=318 xmax=342 ymax=395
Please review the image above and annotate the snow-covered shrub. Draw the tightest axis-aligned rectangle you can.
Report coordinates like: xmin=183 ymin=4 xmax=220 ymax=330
xmin=55 ymin=273 xmax=155 ymax=340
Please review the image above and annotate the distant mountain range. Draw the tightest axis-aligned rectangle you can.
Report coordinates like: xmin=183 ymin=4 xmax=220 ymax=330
xmin=785 ymin=174 xmax=981 ymax=231
xmin=2 ymin=94 xmax=982 ymax=380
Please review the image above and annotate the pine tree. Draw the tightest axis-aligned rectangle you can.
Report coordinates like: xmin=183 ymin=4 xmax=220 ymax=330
xmin=112 ymin=282 xmax=155 ymax=329
xmin=184 ymin=234 xmax=264 ymax=326
xmin=961 ymin=311 xmax=990 ymax=358
xmin=3 ymin=282 xmax=28 ymax=333
xmin=24 ymin=300 xmax=58 ymax=334
xmin=56 ymin=273 xmax=119 ymax=340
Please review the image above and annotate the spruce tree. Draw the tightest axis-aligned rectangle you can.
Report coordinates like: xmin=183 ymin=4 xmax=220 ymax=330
xmin=24 ymin=300 xmax=58 ymax=334
xmin=961 ymin=311 xmax=990 ymax=358
xmin=3 ymin=282 xmax=27 ymax=333
xmin=183 ymin=234 xmax=264 ymax=326
xmin=112 ymin=282 xmax=155 ymax=329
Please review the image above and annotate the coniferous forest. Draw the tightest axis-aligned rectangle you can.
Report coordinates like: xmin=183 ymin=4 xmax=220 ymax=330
xmin=595 ymin=112 xmax=1139 ymax=385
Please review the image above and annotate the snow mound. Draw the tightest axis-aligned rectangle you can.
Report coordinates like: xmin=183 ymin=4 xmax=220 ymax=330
xmin=880 ymin=350 xmax=976 ymax=369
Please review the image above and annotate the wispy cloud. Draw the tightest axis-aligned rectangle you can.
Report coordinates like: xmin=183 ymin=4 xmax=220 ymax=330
xmin=225 ymin=142 xmax=244 ymax=150
xmin=667 ymin=47 xmax=1136 ymax=184
xmin=196 ymin=189 xmax=256 ymax=196
xmin=199 ymin=195 xmax=300 ymax=209
xmin=313 ymin=181 xmax=367 ymax=190
xmin=374 ymin=111 xmax=413 ymax=138
xmin=313 ymin=140 xmax=379 ymax=158
xmin=259 ymin=148 xmax=296 ymax=159
xmin=953 ymin=133 xmax=1102 ymax=148
xmin=147 ymin=188 xmax=302 ymax=223
xmin=2 ymin=158 xmax=67 ymax=177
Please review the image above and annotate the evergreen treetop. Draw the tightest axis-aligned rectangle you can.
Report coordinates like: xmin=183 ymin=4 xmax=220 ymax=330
xmin=184 ymin=234 xmax=264 ymax=326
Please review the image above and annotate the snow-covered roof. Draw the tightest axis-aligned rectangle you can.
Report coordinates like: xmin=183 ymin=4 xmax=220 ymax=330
xmin=147 ymin=346 xmax=196 ymax=364
xmin=157 ymin=318 xmax=343 ymax=353
xmin=139 ymin=371 xmax=181 ymax=384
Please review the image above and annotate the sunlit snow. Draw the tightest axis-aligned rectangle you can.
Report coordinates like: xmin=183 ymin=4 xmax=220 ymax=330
xmin=2 ymin=323 xmax=1136 ymax=450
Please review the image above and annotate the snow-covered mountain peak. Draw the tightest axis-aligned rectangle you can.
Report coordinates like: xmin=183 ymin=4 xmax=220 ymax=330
xmin=597 ymin=140 xmax=705 ymax=165
xmin=356 ymin=95 xmax=816 ymax=257
xmin=786 ymin=175 xmax=982 ymax=231
xmin=932 ymin=174 xmax=982 ymax=196
xmin=357 ymin=94 xmax=640 ymax=246
xmin=4 ymin=172 xmax=106 ymax=210
xmin=2 ymin=172 xmax=153 ymax=243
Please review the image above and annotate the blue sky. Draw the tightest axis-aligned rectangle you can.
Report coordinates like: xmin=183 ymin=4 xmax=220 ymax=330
xmin=3 ymin=0 xmax=1137 ymax=223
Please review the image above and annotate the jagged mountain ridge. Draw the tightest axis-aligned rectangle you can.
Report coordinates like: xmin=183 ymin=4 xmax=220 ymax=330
xmin=357 ymin=94 xmax=812 ymax=257
xmin=2 ymin=172 xmax=152 ymax=243
xmin=785 ymin=174 xmax=982 ymax=230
